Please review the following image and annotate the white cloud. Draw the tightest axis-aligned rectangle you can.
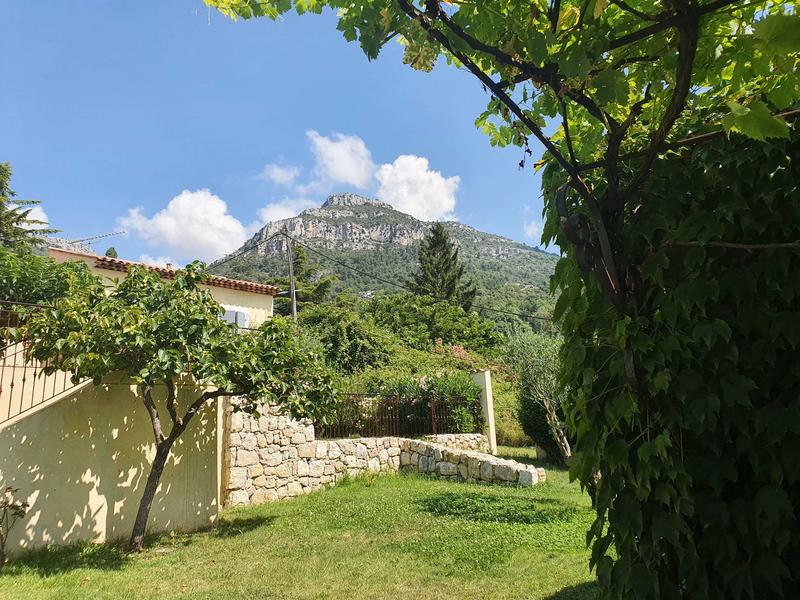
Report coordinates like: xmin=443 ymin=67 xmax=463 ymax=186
xmin=306 ymin=130 xmax=375 ymax=189
xmin=257 ymin=198 xmax=318 ymax=224
xmin=523 ymin=219 xmax=542 ymax=241
xmin=138 ymin=254 xmax=174 ymax=268
xmin=258 ymin=163 xmax=300 ymax=186
xmin=118 ymin=189 xmax=250 ymax=263
xmin=375 ymin=155 xmax=459 ymax=221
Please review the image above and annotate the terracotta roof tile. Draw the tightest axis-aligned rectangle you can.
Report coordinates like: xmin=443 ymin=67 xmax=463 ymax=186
xmin=50 ymin=248 xmax=279 ymax=296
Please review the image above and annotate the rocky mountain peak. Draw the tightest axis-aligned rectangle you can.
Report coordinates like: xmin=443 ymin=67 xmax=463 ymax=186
xmin=321 ymin=193 xmax=391 ymax=210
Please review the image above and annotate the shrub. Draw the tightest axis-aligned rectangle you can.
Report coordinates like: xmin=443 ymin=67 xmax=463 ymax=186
xmin=506 ymin=333 xmax=571 ymax=464
xmin=0 ymin=249 xmax=99 ymax=306
xmin=364 ymin=293 xmax=501 ymax=354
xmin=341 ymin=369 xmax=483 ymax=434
xmin=299 ymin=304 xmax=392 ymax=373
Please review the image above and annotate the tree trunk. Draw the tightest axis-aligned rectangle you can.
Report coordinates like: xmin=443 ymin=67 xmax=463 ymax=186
xmin=542 ymin=399 xmax=572 ymax=464
xmin=127 ymin=441 xmax=173 ymax=552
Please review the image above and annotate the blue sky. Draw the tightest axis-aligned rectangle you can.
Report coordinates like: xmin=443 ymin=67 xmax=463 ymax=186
xmin=2 ymin=1 xmax=546 ymax=266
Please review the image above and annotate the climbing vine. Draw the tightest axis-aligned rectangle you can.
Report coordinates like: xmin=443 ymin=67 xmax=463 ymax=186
xmin=544 ymin=126 xmax=800 ymax=597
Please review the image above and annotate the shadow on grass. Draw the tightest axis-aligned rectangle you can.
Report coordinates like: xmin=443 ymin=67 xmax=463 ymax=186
xmin=1 ymin=541 xmax=129 ymax=576
xmin=1 ymin=515 xmax=275 ymax=577
xmin=544 ymin=581 xmax=601 ymax=599
xmin=417 ymin=491 xmax=579 ymax=525
xmin=212 ymin=515 xmax=276 ymax=538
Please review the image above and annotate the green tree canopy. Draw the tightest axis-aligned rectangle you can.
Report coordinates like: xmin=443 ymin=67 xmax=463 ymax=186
xmin=505 ymin=332 xmax=571 ymax=465
xmin=365 ymin=293 xmax=501 ymax=354
xmin=21 ymin=263 xmax=335 ymax=552
xmin=409 ymin=222 xmax=476 ymax=311
xmin=0 ymin=249 xmax=98 ymax=306
xmin=299 ymin=303 xmax=393 ymax=374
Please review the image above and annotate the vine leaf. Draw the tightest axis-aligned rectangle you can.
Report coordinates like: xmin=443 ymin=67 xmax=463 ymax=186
xmin=721 ymin=101 xmax=790 ymax=141
xmin=753 ymin=13 xmax=800 ymax=55
xmin=594 ymin=0 xmax=609 ymax=20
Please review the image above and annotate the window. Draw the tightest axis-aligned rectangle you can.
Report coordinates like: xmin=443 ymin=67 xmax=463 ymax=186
xmin=222 ymin=309 xmax=250 ymax=329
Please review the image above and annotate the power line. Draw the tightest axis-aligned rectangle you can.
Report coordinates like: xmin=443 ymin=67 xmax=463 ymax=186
xmin=280 ymin=231 xmax=554 ymax=322
xmin=210 ymin=224 xmax=555 ymax=323
xmin=210 ymin=230 xmax=286 ymax=270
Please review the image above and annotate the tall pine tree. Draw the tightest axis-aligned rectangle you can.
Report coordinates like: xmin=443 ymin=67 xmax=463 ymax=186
xmin=409 ymin=223 xmax=476 ymax=311
xmin=0 ymin=163 xmax=56 ymax=253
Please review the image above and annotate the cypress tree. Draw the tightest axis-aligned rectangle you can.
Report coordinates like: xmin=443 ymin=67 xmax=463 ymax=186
xmin=409 ymin=223 xmax=476 ymax=311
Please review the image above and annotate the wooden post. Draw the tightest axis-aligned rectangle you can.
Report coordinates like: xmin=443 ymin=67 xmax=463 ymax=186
xmin=430 ymin=397 xmax=437 ymax=435
xmin=471 ymin=369 xmax=497 ymax=455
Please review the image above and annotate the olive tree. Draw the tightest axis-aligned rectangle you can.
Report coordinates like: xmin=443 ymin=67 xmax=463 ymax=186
xmin=506 ymin=333 xmax=572 ymax=464
xmin=21 ymin=263 xmax=335 ymax=552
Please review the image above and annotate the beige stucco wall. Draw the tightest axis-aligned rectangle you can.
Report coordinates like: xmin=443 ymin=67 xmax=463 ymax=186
xmin=0 ymin=376 xmax=220 ymax=554
xmin=204 ymin=286 xmax=272 ymax=328
xmin=47 ymin=248 xmax=274 ymax=327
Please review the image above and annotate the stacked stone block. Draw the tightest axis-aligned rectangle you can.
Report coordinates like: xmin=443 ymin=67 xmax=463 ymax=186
xmin=420 ymin=433 xmax=490 ymax=453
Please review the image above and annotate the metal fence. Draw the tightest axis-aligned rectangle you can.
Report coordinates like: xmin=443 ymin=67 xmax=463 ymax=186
xmin=1 ymin=306 xmax=85 ymax=427
xmin=315 ymin=393 xmax=483 ymax=439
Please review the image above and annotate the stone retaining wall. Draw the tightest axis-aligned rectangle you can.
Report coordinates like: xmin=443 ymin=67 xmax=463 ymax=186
xmin=225 ymin=403 xmax=544 ymax=508
xmin=401 ymin=439 xmax=545 ymax=487
xmin=420 ymin=433 xmax=490 ymax=453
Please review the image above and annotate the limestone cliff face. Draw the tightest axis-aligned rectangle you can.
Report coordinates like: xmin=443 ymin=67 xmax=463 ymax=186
xmin=238 ymin=193 xmax=536 ymax=258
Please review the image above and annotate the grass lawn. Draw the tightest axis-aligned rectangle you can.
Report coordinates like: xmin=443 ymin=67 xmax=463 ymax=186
xmin=1 ymin=447 xmax=597 ymax=600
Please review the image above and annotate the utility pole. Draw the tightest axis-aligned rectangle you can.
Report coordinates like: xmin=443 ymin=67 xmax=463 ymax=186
xmin=284 ymin=229 xmax=297 ymax=321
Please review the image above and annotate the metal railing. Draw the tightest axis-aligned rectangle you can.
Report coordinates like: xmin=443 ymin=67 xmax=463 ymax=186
xmin=1 ymin=307 xmax=87 ymax=428
xmin=315 ymin=393 xmax=482 ymax=440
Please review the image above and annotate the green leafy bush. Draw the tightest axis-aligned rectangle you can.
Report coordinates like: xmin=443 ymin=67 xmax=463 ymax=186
xmin=299 ymin=304 xmax=392 ymax=374
xmin=365 ymin=293 xmax=501 ymax=354
xmin=335 ymin=369 xmax=483 ymax=435
xmin=0 ymin=249 xmax=99 ymax=306
xmin=547 ymin=130 xmax=800 ymax=597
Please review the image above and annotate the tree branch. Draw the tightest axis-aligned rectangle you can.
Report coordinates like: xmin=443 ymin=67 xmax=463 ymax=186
xmin=430 ymin=2 xmax=608 ymax=124
xmin=589 ymin=54 xmax=660 ymax=77
xmin=610 ymin=0 xmax=664 ymax=20
xmin=549 ymin=0 xmax=562 ymax=33
xmin=397 ymin=0 xmax=625 ymax=299
xmin=665 ymin=240 xmax=800 ymax=251
xmin=607 ymin=0 xmax=741 ymax=51
xmin=576 ymin=109 xmax=800 ymax=172
xmin=577 ymin=0 xmax=593 ymax=27
xmin=165 ymin=378 xmax=179 ymax=427
xmin=423 ymin=1 xmax=548 ymax=82
xmin=560 ymin=99 xmax=578 ymax=167
xmin=606 ymin=84 xmax=652 ymax=217
xmin=623 ymin=12 xmax=699 ymax=198
xmin=396 ymin=0 xmax=576 ymax=178
xmin=140 ymin=385 xmax=165 ymax=444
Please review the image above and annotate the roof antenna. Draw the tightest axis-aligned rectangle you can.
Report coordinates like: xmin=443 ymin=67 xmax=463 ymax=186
xmin=66 ymin=230 xmax=126 ymax=244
